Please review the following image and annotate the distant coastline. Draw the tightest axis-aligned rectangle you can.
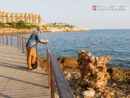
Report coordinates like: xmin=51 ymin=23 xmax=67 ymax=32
xmin=0 ymin=22 xmax=88 ymax=34
xmin=45 ymin=23 xmax=88 ymax=32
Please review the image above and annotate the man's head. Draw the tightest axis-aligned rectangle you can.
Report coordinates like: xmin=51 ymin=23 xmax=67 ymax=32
xmin=37 ymin=25 xmax=43 ymax=33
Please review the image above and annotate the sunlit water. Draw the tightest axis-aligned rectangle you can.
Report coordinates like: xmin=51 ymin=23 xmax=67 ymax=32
xmin=23 ymin=29 xmax=130 ymax=69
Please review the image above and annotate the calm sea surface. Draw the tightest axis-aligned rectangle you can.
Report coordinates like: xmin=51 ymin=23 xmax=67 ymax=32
xmin=29 ymin=29 xmax=130 ymax=69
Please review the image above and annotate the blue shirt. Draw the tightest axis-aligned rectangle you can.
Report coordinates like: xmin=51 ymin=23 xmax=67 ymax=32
xmin=26 ymin=30 xmax=42 ymax=48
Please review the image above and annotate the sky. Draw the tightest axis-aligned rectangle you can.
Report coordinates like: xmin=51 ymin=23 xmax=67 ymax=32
xmin=0 ymin=0 xmax=130 ymax=29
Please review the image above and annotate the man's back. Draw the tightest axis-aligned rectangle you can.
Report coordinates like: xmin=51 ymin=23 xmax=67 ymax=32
xmin=26 ymin=30 xmax=41 ymax=48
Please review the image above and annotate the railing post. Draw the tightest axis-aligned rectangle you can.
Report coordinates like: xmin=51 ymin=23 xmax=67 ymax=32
xmin=17 ymin=36 xmax=19 ymax=49
xmin=22 ymin=37 xmax=24 ymax=53
xmin=2 ymin=35 xmax=4 ymax=46
xmin=19 ymin=36 xmax=21 ymax=50
xmin=47 ymin=48 xmax=55 ymax=98
xmin=6 ymin=35 xmax=8 ymax=45
xmin=25 ymin=38 xmax=27 ymax=54
xmin=36 ymin=44 xmax=39 ymax=67
xmin=50 ymin=68 xmax=55 ymax=98
xmin=11 ymin=35 xmax=13 ymax=46
xmin=0 ymin=35 xmax=1 ymax=45
xmin=47 ymin=50 xmax=51 ymax=88
xmin=0 ymin=35 xmax=2 ymax=45
xmin=21 ymin=36 xmax=22 ymax=50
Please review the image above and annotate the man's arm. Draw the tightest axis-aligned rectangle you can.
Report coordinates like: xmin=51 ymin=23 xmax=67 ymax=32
xmin=36 ymin=32 xmax=49 ymax=44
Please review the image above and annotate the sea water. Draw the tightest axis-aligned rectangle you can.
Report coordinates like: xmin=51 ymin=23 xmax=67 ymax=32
xmin=40 ymin=29 xmax=130 ymax=69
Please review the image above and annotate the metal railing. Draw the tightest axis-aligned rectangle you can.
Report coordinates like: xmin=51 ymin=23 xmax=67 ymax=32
xmin=0 ymin=34 xmax=74 ymax=98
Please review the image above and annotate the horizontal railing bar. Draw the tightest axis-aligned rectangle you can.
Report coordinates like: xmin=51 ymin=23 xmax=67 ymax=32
xmin=47 ymin=43 xmax=74 ymax=98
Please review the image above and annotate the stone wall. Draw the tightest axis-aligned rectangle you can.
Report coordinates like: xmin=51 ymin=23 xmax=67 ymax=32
xmin=0 ymin=9 xmax=41 ymax=24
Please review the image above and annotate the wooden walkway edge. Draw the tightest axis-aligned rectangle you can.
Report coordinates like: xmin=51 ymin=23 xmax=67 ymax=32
xmin=0 ymin=46 xmax=50 ymax=98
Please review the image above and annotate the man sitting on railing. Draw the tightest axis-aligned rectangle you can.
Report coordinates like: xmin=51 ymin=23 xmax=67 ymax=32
xmin=26 ymin=25 xmax=48 ymax=70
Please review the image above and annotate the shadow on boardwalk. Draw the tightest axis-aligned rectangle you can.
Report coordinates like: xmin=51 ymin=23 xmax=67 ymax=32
xmin=0 ymin=46 xmax=50 ymax=98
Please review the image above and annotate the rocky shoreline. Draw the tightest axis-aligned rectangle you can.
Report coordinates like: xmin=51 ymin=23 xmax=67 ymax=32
xmin=0 ymin=28 xmax=35 ymax=34
xmin=0 ymin=27 xmax=88 ymax=34
xmin=39 ymin=54 xmax=130 ymax=98
xmin=63 ymin=67 xmax=130 ymax=98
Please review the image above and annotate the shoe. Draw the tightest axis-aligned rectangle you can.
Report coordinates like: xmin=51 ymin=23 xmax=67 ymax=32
xmin=32 ymin=64 xmax=38 ymax=69
xmin=28 ymin=66 xmax=33 ymax=70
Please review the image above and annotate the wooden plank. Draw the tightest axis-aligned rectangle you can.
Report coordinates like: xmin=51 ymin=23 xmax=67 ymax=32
xmin=0 ymin=46 xmax=50 ymax=98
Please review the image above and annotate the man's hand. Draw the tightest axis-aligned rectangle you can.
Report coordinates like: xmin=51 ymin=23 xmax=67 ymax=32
xmin=41 ymin=40 xmax=49 ymax=44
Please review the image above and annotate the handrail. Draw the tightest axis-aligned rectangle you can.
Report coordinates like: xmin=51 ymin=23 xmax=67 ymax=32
xmin=47 ymin=43 xmax=74 ymax=98
xmin=0 ymin=34 xmax=74 ymax=98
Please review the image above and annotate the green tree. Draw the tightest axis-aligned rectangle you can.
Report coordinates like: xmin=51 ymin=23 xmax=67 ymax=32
xmin=0 ymin=22 xmax=5 ymax=28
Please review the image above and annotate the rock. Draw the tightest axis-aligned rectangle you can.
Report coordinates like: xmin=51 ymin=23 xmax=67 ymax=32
xmin=66 ymin=72 xmax=72 ymax=80
xmin=82 ymin=88 xmax=95 ymax=98
xmin=78 ymin=50 xmax=111 ymax=89
xmin=39 ymin=58 xmax=48 ymax=72
xmin=112 ymin=83 xmax=117 ymax=87
xmin=106 ymin=95 xmax=112 ymax=98
xmin=57 ymin=56 xmax=78 ymax=69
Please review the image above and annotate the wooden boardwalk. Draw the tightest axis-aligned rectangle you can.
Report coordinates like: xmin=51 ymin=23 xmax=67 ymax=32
xmin=0 ymin=46 xmax=50 ymax=98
